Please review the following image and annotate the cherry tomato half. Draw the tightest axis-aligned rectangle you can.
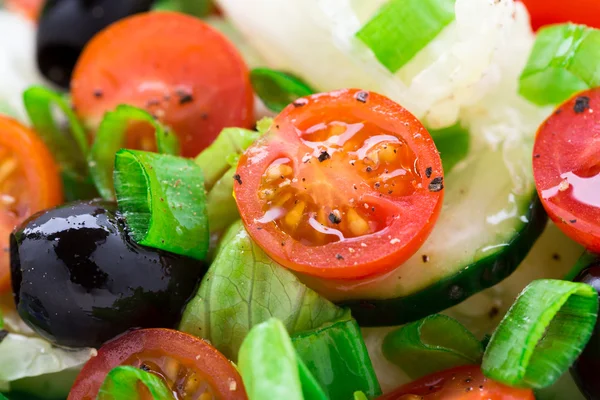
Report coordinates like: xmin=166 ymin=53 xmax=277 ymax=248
xmin=4 ymin=0 xmax=44 ymax=21
xmin=533 ymin=88 xmax=600 ymax=252
xmin=68 ymin=328 xmax=247 ymax=400
xmin=378 ymin=365 xmax=534 ymax=400
xmin=234 ymin=89 xmax=444 ymax=280
xmin=71 ymin=11 xmax=254 ymax=157
xmin=520 ymin=0 xmax=600 ymax=31
xmin=0 ymin=115 xmax=62 ymax=292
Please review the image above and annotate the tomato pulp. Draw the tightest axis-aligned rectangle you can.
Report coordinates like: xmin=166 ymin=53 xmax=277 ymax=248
xmin=533 ymin=88 xmax=600 ymax=252
xmin=71 ymin=11 xmax=254 ymax=157
xmin=520 ymin=0 xmax=600 ymax=30
xmin=234 ymin=89 xmax=444 ymax=280
xmin=0 ymin=116 xmax=62 ymax=291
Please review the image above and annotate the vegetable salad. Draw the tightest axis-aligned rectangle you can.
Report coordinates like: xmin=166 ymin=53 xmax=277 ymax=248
xmin=0 ymin=0 xmax=599 ymax=399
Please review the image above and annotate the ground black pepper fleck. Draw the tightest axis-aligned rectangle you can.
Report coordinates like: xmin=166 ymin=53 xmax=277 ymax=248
xmin=574 ymin=96 xmax=590 ymax=113
xmin=366 ymin=166 xmax=372 ymax=173
xmin=176 ymin=89 xmax=194 ymax=105
xmin=570 ymin=219 xmax=577 ymax=223
xmin=140 ymin=364 xmax=151 ymax=372
xmin=534 ymin=154 xmax=540 ymax=158
xmin=93 ymin=89 xmax=103 ymax=98
xmin=422 ymin=255 xmax=429 ymax=263
xmin=429 ymin=177 xmax=444 ymax=192
xmin=318 ymin=151 xmax=331 ymax=162
xmin=336 ymin=254 xmax=344 ymax=260
xmin=425 ymin=167 xmax=432 ymax=178
xmin=328 ymin=212 xmax=342 ymax=224
xmin=356 ymin=91 xmax=369 ymax=103
xmin=552 ymin=253 xmax=561 ymax=261
xmin=233 ymin=174 xmax=242 ymax=185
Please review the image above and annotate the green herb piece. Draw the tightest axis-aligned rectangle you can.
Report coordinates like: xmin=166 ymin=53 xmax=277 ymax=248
xmin=89 ymin=105 xmax=180 ymax=200
xmin=354 ymin=392 xmax=369 ymax=400
xmin=23 ymin=86 xmax=88 ymax=175
xmin=179 ymin=221 xmax=345 ymax=360
xmin=382 ymin=314 xmax=483 ymax=380
xmin=114 ymin=150 xmax=208 ymax=260
xmin=152 ymin=0 xmax=214 ymax=17
xmin=0 ymin=394 xmax=7 ymax=400
xmin=482 ymin=279 xmax=598 ymax=389
xmin=297 ymin=356 xmax=329 ymax=400
xmin=97 ymin=366 xmax=175 ymax=400
xmin=292 ymin=314 xmax=381 ymax=399
xmin=238 ymin=319 xmax=304 ymax=400
xmin=519 ymin=24 xmax=600 ymax=106
xmin=250 ymin=68 xmax=315 ymax=112
xmin=356 ymin=0 xmax=456 ymax=73
xmin=429 ymin=123 xmax=470 ymax=174
xmin=564 ymin=251 xmax=600 ymax=281
xmin=205 ymin=166 xmax=240 ymax=235
xmin=256 ymin=117 xmax=274 ymax=134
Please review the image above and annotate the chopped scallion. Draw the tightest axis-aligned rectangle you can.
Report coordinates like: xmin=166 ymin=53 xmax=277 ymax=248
xmin=482 ymin=279 xmax=598 ymax=389
xmin=356 ymin=0 xmax=456 ymax=73
xmin=114 ymin=150 xmax=209 ymax=260
xmin=250 ymin=68 xmax=314 ymax=113
xmin=382 ymin=314 xmax=483 ymax=380
xmin=519 ymin=24 xmax=600 ymax=106
xmin=89 ymin=105 xmax=180 ymax=200
xmin=97 ymin=366 xmax=175 ymax=400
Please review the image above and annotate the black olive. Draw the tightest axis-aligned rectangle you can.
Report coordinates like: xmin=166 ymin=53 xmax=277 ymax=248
xmin=10 ymin=200 xmax=206 ymax=348
xmin=37 ymin=0 xmax=154 ymax=88
xmin=572 ymin=263 xmax=600 ymax=400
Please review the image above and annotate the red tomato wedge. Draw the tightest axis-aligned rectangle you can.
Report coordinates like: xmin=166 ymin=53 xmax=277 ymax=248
xmin=68 ymin=328 xmax=247 ymax=400
xmin=234 ymin=89 xmax=444 ymax=280
xmin=533 ymin=88 xmax=600 ymax=252
xmin=377 ymin=365 xmax=535 ymax=400
xmin=0 ymin=116 xmax=62 ymax=292
xmin=71 ymin=12 xmax=254 ymax=157
xmin=520 ymin=0 xmax=600 ymax=30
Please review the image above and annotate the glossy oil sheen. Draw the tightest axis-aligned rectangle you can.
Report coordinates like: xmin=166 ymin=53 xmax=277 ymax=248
xmin=10 ymin=200 xmax=206 ymax=348
xmin=572 ymin=264 xmax=600 ymax=400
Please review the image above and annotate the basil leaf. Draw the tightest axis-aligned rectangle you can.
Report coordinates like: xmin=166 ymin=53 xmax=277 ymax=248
xmin=250 ymin=68 xmax=314 ymax=112
xmin=429 ymin=123 xmax=470 ymax=174
xmin=97 ymin=366 xmax=175 ymax=400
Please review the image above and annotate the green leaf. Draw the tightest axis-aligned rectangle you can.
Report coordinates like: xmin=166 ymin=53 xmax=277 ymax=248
xmin=519 ymin=24 xmax=600 ymax=106
xmin=114 ymin=150 xmax=209 ymax=260
xmin=256 ymin=117 xmax=273 ymax=134
xmin=356 ymin=0 xmax=456 ymax=73
xmin=292 ymin=314 xmax=381 ymax=399
xmin=429 ymin=123 xmax=470 ymax=174
xmin=482 ymin=279 xmax=598 ymax=389
xmin=296 ymin=356 xmax=329 ymax=400
xmin=89 ymin=105 xmax=180 ymax=200
xmin=152 ymin=0 xmax=214 ymax=17
xmin=382 ymin=314 xmax=483 ymax=380
xmin=250 ymin=68 xmax=315 ymax=112
xmin=238 ymin=319 xmax=304 ymax=400
xmin=178 ymin=221 xmax=345 ymax=360
xmin=354 ymin=392 xmax=369 ymax=400
xmin=97 ymin=366 xmax=175 ymax=400
xmin=206 ymin=166 xmax=240 ymax=235
xmin=23 ymin=86 xmax=88 ymax=175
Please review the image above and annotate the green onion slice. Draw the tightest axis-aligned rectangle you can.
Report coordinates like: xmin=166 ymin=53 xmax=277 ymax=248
xmin=114 ymin=150 xmax=209 ymax=260
xmin=429 ymin=123 xmax=470 ymax=174
xmin=356 ymin=0 xmax=455 ymax=73
xmin=23 ymin=86 xmax=88 ymax=174
xmin=292 ymin=313 xmax=381 ymax=399
xmin=482 ymin=279 xmax=598 ymax=389
xmin=382 ymin=314 xmax=483 ymax=380
xmin=250 ymin=68 xmax=315 ymax=113
xmin=97 ymin=366 xmax=175 ymax=400
xmin=519 ymin=24 xmax=600 ymax=106
xmin=89 ymin=105 xmax=180 ymax=200
xmin=297 ymin=356 xmax=329 ymax=400
xmin=353 ymin=392 xmax=368 ymax=400
xmin=152 ymin=0 xmax=214 ymax=17
xmin=565 ymin=251 xmax=600 ymax=281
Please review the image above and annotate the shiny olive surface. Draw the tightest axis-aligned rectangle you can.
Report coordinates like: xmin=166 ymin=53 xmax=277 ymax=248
xmin=572 ymin=262 xmax=600 ymax=400
xmin=10 ymin=200 xmax=206 ymax=348
xmin=37 ymin=0 xmax=154 ymax=88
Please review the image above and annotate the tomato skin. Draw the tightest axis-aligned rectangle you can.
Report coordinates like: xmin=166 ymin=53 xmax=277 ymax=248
xmin=234 ymin=89 xmax=444 ymax=280
xmin=0 ymin=116 xmax=62 ymax=291
xmin=5 ymin=0 xmax=44 ymax=21
xmin=68 ymin=328 xmax=247 ymax=400
xmin=533 ymin=88 xmax=600 ymax=252
xmin=377 ymin=365 xmax=534 ymax=400
xmin=520 ymin=0 xmax=600 ymax=30
xmin=71 ymin=11 xmax=254 ymax=157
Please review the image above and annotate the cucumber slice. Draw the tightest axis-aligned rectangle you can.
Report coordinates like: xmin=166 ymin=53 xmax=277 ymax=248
xmin=300 ymin=140 xmax=547 ymax=326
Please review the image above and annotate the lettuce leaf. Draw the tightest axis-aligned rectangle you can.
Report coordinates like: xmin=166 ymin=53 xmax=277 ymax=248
xmin=179 ymin=221 xmax=345 ymax=360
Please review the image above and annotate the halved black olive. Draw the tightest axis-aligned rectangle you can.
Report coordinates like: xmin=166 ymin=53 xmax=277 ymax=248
xmin=36 ymin=0 xmax=154 ymax=88
xmin=572 ymin=261 xmax=600 ymax=400
xmin=10 ymin=200 xmax=206 ymax=348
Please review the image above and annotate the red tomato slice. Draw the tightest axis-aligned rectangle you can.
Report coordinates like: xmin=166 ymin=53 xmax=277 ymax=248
xmin=234 ymin=89 xmax=444 ymax=280
xmin=71 ymin=12 xmax=254 ymax=157
xmin=4 ymin=0 xmax=44 ymax=21
xmin=378 ymin=365 xmax=535 ymax=400
xmin=0 ymin=116 xmax=62 ymax=291
xmin=68 ymin=328 xmax=247 ymax=400
xmin=520 ymin=0 xmax=600 ymax=30
xmin=533 ymin=88 xmax=600 ymax=252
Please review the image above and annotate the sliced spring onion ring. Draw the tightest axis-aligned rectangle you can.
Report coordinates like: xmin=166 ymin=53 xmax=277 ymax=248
xmin=114 ymin=150 xmax=209 ymax=260
xmin=356 ymin=0 xmax=456 ymax=73
xmin=97 ymin=366 xmax=175 ymax=400
xmin=250 ymin=68 xmax=315 ymax=112
xmin=482 ymin=279 xmax=598 ymax=389
xmin=519 ymin=24 xmax=600 ymax=106
xmin=292 ymin=314 xmax=381 ymax=399
xmin=23 ymin=86 xmax=88 ymax=174
xmin=382 ymin=314 xmax=483 ymax=380
xmin=89 ymin=105 xmax=180 ymax=200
